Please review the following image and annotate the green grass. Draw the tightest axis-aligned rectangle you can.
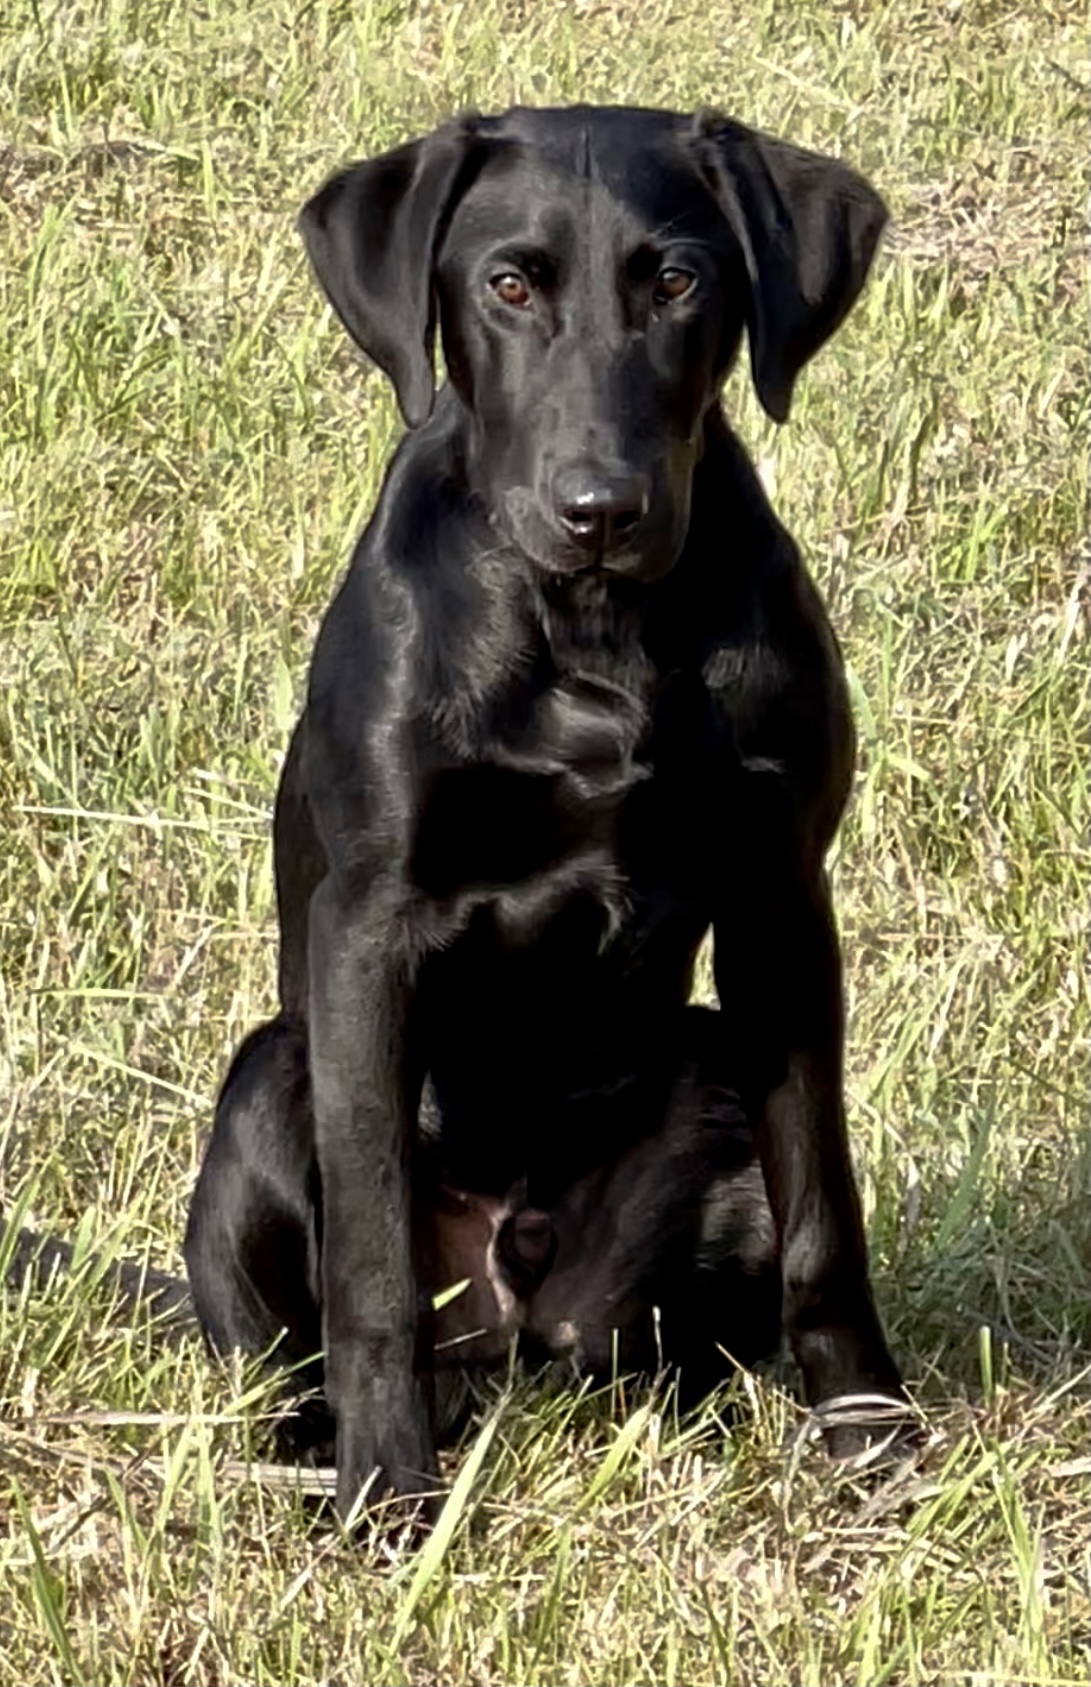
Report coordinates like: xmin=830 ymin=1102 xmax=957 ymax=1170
xmin=1 ymin=0 xmax=1088 ymax=1680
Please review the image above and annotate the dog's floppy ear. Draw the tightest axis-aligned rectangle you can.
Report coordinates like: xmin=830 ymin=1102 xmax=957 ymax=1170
xmin=694 ymin=113 xmax=888 ymax=423
xmin=298 ymin=119 xmax=479 ymax=428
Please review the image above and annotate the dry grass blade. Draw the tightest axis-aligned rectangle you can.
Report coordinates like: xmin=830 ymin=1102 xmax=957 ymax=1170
xmin=389 ymin=1405 xmax=503 ymax=1652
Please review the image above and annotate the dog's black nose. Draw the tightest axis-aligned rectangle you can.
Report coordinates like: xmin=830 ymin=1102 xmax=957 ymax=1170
xmin=553 ymin=464 xmax=650 ymax=553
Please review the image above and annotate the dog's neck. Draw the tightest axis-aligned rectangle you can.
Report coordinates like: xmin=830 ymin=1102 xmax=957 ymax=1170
xmin=532 ymin=569 xmax=653 ymax=691
xmin=522 ymin=569 xmax=656 ymax=783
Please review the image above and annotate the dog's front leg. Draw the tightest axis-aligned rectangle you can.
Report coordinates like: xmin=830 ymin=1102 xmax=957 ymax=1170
xmin=308 ymin=878 xmax=437 ymax=1523
xmin=717 ymin=869 xmax=906 ymax=1450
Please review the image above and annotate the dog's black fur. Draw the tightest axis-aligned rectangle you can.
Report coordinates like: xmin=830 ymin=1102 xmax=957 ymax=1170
xmin=184 ymin=104 xmax=906 ymax=1521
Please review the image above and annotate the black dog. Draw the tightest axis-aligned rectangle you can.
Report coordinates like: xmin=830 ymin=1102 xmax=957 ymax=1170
xmin=185 ymin=104 xmax=907 ymax=1522
xmin=188 ymin=1003 xmax=781 ymax=1454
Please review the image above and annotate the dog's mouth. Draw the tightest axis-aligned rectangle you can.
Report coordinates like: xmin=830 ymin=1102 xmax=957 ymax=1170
xmin=499 ymin=484 xmax=684 ymax=584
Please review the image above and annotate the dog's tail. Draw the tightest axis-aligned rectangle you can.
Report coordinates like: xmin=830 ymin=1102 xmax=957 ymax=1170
xmin=2 ymin=1220 xmax=195 ymax=1332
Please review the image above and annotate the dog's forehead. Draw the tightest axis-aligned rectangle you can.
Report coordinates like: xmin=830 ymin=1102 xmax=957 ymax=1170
xmin=481 ymin=102 xmax=684 ymax=155
xmin=450 ymin=105 xmax=721 ymax=254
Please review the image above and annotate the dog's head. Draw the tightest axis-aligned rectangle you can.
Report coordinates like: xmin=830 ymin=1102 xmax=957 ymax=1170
xmin=427 ymin=1184 xmax=556 ymax=1367
xmin=299 ymin=105 xmax=886 ymax=584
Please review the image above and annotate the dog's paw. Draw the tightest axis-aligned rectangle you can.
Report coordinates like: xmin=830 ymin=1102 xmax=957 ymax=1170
xmin=334 ymin=1421 xmax=443 ymax=1533
xmin=809 ymin=1390 xmax=926 ymax=1472
xmin=339 ymin=1471 xmax=444 ymax=1542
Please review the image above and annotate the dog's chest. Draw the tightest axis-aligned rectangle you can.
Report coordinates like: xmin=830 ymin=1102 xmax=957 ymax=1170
xmin=532 ymin=673 xmax=644 ymax=786
xmin=410 ymin=669 xmax=716 ymax=942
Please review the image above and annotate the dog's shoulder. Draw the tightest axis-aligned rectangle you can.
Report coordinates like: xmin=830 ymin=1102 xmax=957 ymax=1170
xmin=662 ymin=415 xmax=837 ymax=669
xmin=669 ymin=412 xmax=855 ymax=836
xmin=312 ymin=396 xmax=539 ymax=753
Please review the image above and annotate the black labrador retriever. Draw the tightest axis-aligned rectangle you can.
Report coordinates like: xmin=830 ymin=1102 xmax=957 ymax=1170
xmin=185 ymin=103 xmax=908 ymax=1522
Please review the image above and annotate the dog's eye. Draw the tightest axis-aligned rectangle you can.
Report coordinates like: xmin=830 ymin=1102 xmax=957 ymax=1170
xmin=490 ymin=272 xmax=532 ymax=309
xmin=653 ymin=268 xmax=696 ymax=306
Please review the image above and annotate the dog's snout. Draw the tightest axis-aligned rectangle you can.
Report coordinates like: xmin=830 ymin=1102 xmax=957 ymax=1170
xmin=553 ymin=464 xmax=651 ymax=554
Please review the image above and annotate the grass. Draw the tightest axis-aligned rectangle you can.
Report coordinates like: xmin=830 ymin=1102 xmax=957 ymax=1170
xmin=0 ymin=0 xmax=1087 ymax=1680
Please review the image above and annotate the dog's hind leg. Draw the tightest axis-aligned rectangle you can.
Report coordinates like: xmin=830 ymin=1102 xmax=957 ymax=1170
xmin=184 ymin=1015 xmax=331 ymax=1453
xmin=522 ymin=1007 xmax=782 ymax=1400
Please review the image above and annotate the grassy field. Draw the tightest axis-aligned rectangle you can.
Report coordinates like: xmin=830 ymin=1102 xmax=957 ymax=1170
xmin=1 ymin=0 xmax=1088 ymax=1681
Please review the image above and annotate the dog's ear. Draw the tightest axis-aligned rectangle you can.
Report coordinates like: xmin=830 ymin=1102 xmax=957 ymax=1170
xmin=694 ymin=113 xmax=888 ymax=423
xmin=298 ymin=120 xmax=479 ymax=428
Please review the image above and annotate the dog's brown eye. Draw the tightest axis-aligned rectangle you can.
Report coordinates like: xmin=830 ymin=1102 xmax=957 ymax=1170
xmin=653 ymin=268 xmax=695 ymax=306
xmin=490 ymin=272 xmax=532 ymax=309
